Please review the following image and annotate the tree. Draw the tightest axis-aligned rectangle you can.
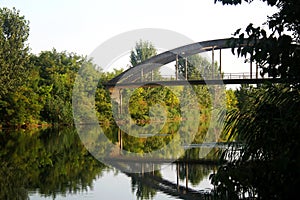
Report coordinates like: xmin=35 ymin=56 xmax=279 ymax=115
xmin=211 ymin=1 xmax=300 ymax=199
xmin=211 ymin=85 xmax=300 ymax=199
xmin=215 ymin=0 xmax=300 ymax=81
xmin=0 ymin=7 xmax=30 ymax=98
xmin=32 ymin=50 xmax=86 ymax=125
xmin=178 ymin=54 xmax=217 ymax=80
xmin=0 ymin=62 xmax=44 ymax=126
xmin=130 ymin=40 xmax=157 ymax=67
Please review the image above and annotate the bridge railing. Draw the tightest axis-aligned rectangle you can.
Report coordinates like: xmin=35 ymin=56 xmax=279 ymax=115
xmin=222 ymin=72 xmax=260 ymax=80
xmin=157 ymin=72 xmax=261 ymax=81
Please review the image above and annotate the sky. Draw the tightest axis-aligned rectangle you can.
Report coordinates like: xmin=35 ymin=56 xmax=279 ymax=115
xmin=1 ymin=0 xmax=278 ymax=74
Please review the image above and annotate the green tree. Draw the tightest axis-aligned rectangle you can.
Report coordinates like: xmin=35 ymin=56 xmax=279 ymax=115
xmin=33 ymin=50 xmax=85 ymax=125
xmin=225 ymin=89 xmax=238 ymax=111
xmin=212 ymin=85 xmax=300 ymax=199
xmin=95 ymin=69 xmax=124 ymax=124
xmin=130 ymin=40 xmax=157 ymax=67
xmin=129 ymin=40 xmax=161 ymax=81
xmin=215 ymin=0 xmax=300 ymax=81
xmin=0 ymin=7 xmax=30 ymax=98
xmin=130 ymin=172 xmax=161 ymax=200
xmin=178 ymin=54 xmax=216 ymax=80
xmin=0 ymin=63 xmax=44 ymax=127
xmin=127 ymin=40 xmax=179 ymax=124
xmin=211 ymin=1 xmax=300 ymax=199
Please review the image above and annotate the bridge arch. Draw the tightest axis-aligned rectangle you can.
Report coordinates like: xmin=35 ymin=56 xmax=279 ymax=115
xmin=105 ymin=38 xmax=252 ymax=87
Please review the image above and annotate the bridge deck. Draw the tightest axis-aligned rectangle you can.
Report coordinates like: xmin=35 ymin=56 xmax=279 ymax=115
xmin=105 ymin=77 xmax=286 ymax=88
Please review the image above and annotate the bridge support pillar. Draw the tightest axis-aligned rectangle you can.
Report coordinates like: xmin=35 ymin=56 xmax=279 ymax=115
xmin=119 ymin=89 xmax=123 ymax=115
xmin=151 ymin=70 xmax=154 ymax=81
xmin=212 ymin=46 xmax=215 ymax=79
xmin=219 ymin=49 xmax=222 ymax=76
xmin=250 ymin=60 xmax=253 ymax=79
xmin=118 ymin=128 xmax=123 ymax=154
xmin=108 ymin=87 xmax=123 ymax=115
xmin=141 ymin=68 xmax=144 ymax=82
xmin=152 ymin=163 xmax=155 ymax=175
xmin=184 ymin=57 xmax=188 ymax=80
xmin=176 ymin=163 xmax=179 ymax=191
xmin=175 ymin=54 xmax=179 ymax=80
xmin=185 ymin=162 xmax=189 ymax=191
xmin=256 ymin=62 xmax=258 ymax=79
xmin=141 ymin=163 xmax=144 ymax=176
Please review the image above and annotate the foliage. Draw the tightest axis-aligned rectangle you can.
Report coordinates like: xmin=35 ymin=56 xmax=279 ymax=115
xmin=0 ymin=42 xmax=114 ymax=126
xmin=216 ymin=0 xmax=300 ymax=41
xmin=211 ymin=1 xmax=300 ymax=199
xmin=179 ymin=162 xmax=214 ymax=186
xmin=128 ymin=87 xmax=181 ymax=124
xmin=0 ymin=127 xmax=107 ymax=200
xmin=215 ymin=0 xmax=300 ymax=81
xmin=31 ymin=50 xmax=86 ymax=125
xmin=130 ymin=40 xmax=157 ymax=67
xmin=211 ymin=85 xmax=300 ymax=199
xmin=0 ymin=7 xmax=222 ymax=135
xmin=0 ymin=7 xmax=30 ymax=98
xmin=127 ymin=41 xmax=181 ymax=124
xmin=225 ymin=89 xmax=238 ymax=111
xmin=178 ymin=54 xmax=218 ymax=80
xmin=131 ymin=173 xmax=159 ymax=200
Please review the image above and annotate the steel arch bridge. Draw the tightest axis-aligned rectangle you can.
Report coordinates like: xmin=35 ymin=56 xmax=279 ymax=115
xmin=104 ymin=38 xmax=285 ymax=89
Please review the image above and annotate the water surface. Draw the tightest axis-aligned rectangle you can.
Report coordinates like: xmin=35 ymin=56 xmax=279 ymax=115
xmin=0 ymin=126 xmax=222 ymax=200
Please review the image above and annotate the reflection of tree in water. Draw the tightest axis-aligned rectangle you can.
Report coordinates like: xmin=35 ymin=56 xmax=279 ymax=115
xmin=0 ymin=127 xmax=107 ymax=200
xmin=101 ymin=122 xmax=179 ymax=154
xmin=183 ymin=146 xmax=222 ymax=161
xmin=178 ymin=163 xmax=214 ymax=186
xmin=179 ymin=148 xmax=219 ymax=186
xmin=0 ymin=162 xmax=29 ymax=200
xmin=126 ymin=163 xmax=215 ymax=200
xmin=130 ymin=171 xmax=162 ymax=200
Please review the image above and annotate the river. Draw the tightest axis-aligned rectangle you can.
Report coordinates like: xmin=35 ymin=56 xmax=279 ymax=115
xmin=0 ymin=125 xmax=224 ymax=200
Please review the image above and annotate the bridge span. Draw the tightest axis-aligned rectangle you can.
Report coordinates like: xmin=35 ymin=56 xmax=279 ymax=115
xmin=102 ymin=38 xmax=298 ymax=113
xmin=104 ymin=38 xmax=289 ymax=89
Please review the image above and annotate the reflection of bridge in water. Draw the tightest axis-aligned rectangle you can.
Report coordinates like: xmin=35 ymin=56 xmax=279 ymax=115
xmin=125 ymin=171 xmax=212 ymax=200
xmin=104 ymin=143 xmax=233 ymax=199
xmin=115 ymin=162 xmax=215 ymax=200
xmin=100 ymin=39 xmax=296 ymax=199
xmin=103 ymin=39 xmax=259 ymax=200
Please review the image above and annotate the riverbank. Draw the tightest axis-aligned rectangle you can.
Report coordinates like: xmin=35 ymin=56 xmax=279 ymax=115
xmin=0 ymin=122 xmax=70 ymax=130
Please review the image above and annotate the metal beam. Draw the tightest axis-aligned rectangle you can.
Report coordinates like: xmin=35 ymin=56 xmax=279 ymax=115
xmin=106 ymin=38 xmax=241 ymax=85
xmin=256 ymin=62 xmax=258 ymax=79
xmin=105 ymin=78 xmax=289 ymax=88
xmin=185 ymin=57 xmax=188 ymax=80
xmin=250 ymin=60 xmax=253 ymax=79
xmin=175 ymin=54 xmax=179 ymax=80
xmin=212 ymin=46 xmax=214 ymax=79
xmin=219 ymin=49 xmax=222 ymax=75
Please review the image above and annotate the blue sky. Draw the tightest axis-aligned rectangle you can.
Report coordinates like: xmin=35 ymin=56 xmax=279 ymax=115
xmin=1 ymin=0 xmax=277 ymax=74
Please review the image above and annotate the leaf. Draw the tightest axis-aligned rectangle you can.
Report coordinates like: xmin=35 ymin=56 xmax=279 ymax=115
xmin=233 ymin=28 xmax=241 ymax=36
xmin=245 ymin=23 xmax=253 ymax=35
xmin=237 ymin=47 xmax=241 ymax=57
xmin=261 ymin=29 xmax=267 ymax=38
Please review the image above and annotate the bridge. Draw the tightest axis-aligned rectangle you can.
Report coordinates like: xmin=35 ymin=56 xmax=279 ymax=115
xmin=104 ymin=38 xmax=285 ymax=89
xmin=100 ymin=38 xmax=295 ymax=199
xmin=103 ymin=38 xmax=291 ymax=112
